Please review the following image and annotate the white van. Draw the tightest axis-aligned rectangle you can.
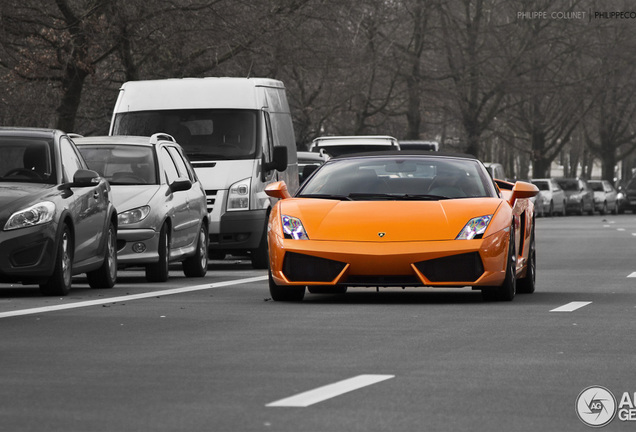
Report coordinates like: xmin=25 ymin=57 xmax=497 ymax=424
xmin=109 ymin=77 xmax=298 ymax=268
xmin=308 ymin=135 xmax=400 ymax=157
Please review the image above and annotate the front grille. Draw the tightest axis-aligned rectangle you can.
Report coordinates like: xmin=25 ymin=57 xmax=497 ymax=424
xmin=344 ymin=275 xmax=421 ymax=287
xmin=282 ymin=252 xmax=346 ymax=282
xmin=415 ymin=252 xmax=484 ymax=282
xmin=205 ymin=189 xmax=217 ymax=213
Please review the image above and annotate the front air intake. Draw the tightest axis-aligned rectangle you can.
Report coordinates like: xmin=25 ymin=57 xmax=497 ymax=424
xmin=282 ymin=252 xmax=346 ymax=282
xmin=415 ymin=252 xmax=484 ymax=282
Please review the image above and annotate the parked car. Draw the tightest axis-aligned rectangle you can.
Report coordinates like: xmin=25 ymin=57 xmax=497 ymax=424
xmin=621 ymin=177 xmax=636 ymax=213
xmin=297 ymin=151 xmax=329 ymax=184
xmin=398 ymin=140 xmax=439 ymax=151
xmin=0 ymin=127 xmax=118 ymax=295
xmin=308 ymin=135 xmax=400 ymax=157
xmin=555 ymin=178 xmax=594 ymax=215
xmin=265 ymin=151 xmax=538 ymax=302
xmin=587 ymin=180 xmax=618 ymax=215
xmin=531 ymin=178 xmax=566 ymax=217
xmin=75 ymin=134 xmax=209 ymax=282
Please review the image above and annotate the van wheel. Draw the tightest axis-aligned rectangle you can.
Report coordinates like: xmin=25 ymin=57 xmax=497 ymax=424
xmin=87 ymin=221 xmax=117 ymax=288
xmin=40 ymin=224 xmax=73 ymax=296
xmin=183 ymin=224 xmax=209 ymax=277
xmin=146 ymin=223 xmax=170 ymax=282
xmin=251 ymin=226 xmax=269 ymax=269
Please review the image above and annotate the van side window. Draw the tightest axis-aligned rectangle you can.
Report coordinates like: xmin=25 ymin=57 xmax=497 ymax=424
xmin=263 ymin=111 xmax=274 ymax=163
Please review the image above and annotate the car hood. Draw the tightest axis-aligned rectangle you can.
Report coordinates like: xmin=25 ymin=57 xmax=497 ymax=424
xmin=0 ymin=183 xmax=59 ymax=220
xmin=110 ymin=185 xmax=161 ymax=212
xmin=280 ymin=198 xmax=503 ymax=241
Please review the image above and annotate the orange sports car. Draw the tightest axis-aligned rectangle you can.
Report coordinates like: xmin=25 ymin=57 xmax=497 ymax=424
xmin=265 ymin=152 xmax=539 ymax=302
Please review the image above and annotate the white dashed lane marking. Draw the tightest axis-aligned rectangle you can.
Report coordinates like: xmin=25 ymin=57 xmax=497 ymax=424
xmin=550 ymin=301 xmax=592 ymax=312
xmin=0 ymin=276 xmax=268 ymax=319
xmin=266 ymin=374 xmax=395 ymax=407
xmin=628 ymin=272 xmax=636 ymax=278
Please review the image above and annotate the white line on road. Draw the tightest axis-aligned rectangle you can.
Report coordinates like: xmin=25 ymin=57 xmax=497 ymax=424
xmin=628 ymin=272 xmax=636 ymax=278
xmin=550 ymin=301 xmax=592 ymax=312
xmin=0 ymin=275 xmax=267 ymax=319
xmin=266 ymin=374 xmax=395 ymax=407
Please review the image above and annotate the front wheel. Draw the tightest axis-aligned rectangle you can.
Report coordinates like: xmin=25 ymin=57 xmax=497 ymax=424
xmin=482 ymin=228 xmax=516 ymax=302
xmin=146 ymin=223 xmax=170 ymax=282
xmin=40 ymin=224 xmax=73 ymax=296
xmin=87 ymin=221 xmax=117 ymax=288
xmin=183 ymin=224 xmax=209 ymax=277
xmin=269 ymin=269 xmax=305 ymax=301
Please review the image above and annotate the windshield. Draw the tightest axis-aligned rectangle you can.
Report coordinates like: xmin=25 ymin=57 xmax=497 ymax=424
xmin=312 ymin=144 xmax=395 ymax=158
xmin=112 ymin=109 xmax=258 ymax=161
xmin=557 ymin=179 xmax=580 ymax=191
xmin=532 ymin=180 xmax=549 ymax=191
xmin=298 ymin=156 xmax=497 ymax=200
xmin=0 ymin=137 xmax=56 ymax=184
xmin=77 ymin=145 xmax=157 ymax=185
xmin=588 ymin=182 xmax=603 ymax=192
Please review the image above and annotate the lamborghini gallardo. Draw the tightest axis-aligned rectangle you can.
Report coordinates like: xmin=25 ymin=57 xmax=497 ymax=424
xmin=265 ymin=152 xmax=538 ymax=302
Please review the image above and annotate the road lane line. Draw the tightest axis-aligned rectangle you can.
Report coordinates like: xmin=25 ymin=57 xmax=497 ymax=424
xmin=550 ymin=301 xmax=592 ymax=312
xmin=628 ymin=272 xmax=636 ymax=278
xmin=266 ymin=374 xmax=395 ymax=407
xmin=0 ymin=275 xmax=267 ymax=319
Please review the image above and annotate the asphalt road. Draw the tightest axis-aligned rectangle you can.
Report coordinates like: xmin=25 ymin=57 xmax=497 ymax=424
xmin=1 ymin=214 xmax=636 ymax=432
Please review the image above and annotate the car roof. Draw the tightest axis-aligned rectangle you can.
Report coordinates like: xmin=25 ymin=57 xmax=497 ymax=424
xmin=73 ymin=134 xmax=178 ymax=148
xmin=311 ymin=135 xmax=398 ymax=146
xmin=0 ymin=127 xmax=60 ymax=139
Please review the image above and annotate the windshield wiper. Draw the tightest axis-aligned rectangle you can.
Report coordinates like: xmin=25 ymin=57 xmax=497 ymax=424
xmin=300 ymin=193 xmax=353 ymax=201
xmin=347 ymin=193 xmax=450 ymax=201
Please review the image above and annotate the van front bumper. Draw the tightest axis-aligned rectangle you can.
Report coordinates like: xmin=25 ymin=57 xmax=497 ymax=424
xmin=210 ymin=209 xmax=267 ymax=250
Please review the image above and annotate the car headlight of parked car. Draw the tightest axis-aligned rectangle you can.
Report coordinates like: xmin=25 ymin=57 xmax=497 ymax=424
xmin=4 ymin=201 xmax=56 ymax=231
xmin=456 ymin=215 xmax=492 ymax=240
xmin=118 ymin=205 xmax=150 ymax=225
xmin=282 ymin=215 xmax=309 ymax=240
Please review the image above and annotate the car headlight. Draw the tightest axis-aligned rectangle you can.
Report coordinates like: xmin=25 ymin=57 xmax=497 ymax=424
xmin=456 ymin=215 xmax=492 ymax=240
xmin=228 ymin=178 xmax=250 ymax=211
xmin=4 ymin=201 xmax=56 ymax=231
xmin=118 ymin=206 xmax=150 ymax=225
xmin=282 ymin=215 xmax=309 ymax=240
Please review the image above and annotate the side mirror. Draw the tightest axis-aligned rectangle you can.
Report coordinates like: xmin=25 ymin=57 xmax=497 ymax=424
xmin=508 ymin=181 xmax=539 ymax=205
xmin=72 ymin=169 xmax=101 ymax=187
xmin=265 ymin=181 xmax=292 ymax=200
xmin=170 ymin=178 xmax=192 ymax=193
xmin=264 ymin=146 xmax=288 ymax=172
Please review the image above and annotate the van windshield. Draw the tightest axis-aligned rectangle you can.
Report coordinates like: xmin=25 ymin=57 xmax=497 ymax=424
xmin=112 ymin=109 xmax=258 ymax=161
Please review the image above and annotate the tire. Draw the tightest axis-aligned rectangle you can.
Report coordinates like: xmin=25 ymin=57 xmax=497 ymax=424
xmin=269 ymin=269 xmax=305 ymax=301
xmin=482 ymin=228 xmax=516 ymax=302
xmin=308 ymin=285 xmax=348 ymax=294
xmin=600 ymin=202 xmax=607 ymax=215
xmin=87 ymin=221 xmax=117 ymax=288
xmin=40 ymin=224 xmax=73 ymax=296
xmin=561 ymin=201 xmax=567 ymax=216
xmin=183 ymin=223 xmax=209 ymax=277
xmin=548 ymin=201 xmax=554 ymax=217
xmin=146 ymin=223 xmax=170 ymax=282
xmin=516 ymin=229 xmax=536 ymax=294
xmin=250 ymin=224 xmax=269 ymax=269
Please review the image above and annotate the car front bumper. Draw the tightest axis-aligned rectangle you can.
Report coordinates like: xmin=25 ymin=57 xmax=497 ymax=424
xmin=0 ymin=223 xmax=58 ymax=283
xmin=268 ymin=228 xmax=510 ymax=288
xmin=116 ymin=228 xmax=160 ymax=266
